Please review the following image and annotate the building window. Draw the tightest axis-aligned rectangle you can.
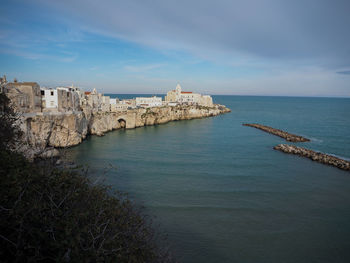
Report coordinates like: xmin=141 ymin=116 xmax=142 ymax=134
xmin=41 ymin=90 xmax=44 ymax=96
xmin=51 ymin=91 xmax=54 ymax=96
xmin=20 ymin=98 xmax=26 ymax=107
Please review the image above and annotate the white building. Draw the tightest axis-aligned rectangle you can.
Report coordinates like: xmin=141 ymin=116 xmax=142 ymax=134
xmin=41 ymin=88 xmax=58 ymax=110
xmin=110 ymin=98 xmax=135 ymax=112
xmin=110 ymin=98 xmax=119 ymax=105
xmin=135 ymin=96 xmax=162 ymax=108
xmin=40 ymin=85 xmax=81 ymax=112
xmin=101 ymin=95 xmax=110 ymax=112
xmin=121 ymin=99 xmax=136 ymax=108
xmin=111 ymin=103 xmax=128 ymax=112
xmin=110 ymin=98 xmax=120 ymax=111
xmin=165 ymin=84 xmax=213 ymax=107
xmin=84 ymin=88 xmax=112 ymax=112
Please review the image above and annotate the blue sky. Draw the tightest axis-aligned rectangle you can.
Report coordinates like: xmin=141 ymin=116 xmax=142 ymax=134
xmin=1 ymin=0 xmax=349 ymax=96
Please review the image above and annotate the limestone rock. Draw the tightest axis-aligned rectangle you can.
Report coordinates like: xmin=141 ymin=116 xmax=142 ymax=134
xmin=243 ymin=123 xmax=309 ymax=142
xmin=274 ymin=144 xmax=350 ymax=171
xmin=19 ymin=104 xmax=231 ymax=157
xmin=22 ymin=112 xmax=88 ymax=148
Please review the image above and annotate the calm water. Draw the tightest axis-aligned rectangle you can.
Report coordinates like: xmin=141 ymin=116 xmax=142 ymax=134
xmin=67 ymin=96 xmax=350 ymax=263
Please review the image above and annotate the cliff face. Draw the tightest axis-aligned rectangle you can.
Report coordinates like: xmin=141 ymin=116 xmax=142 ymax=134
xmin=21 ymin=105 xmax=230 ymax=158
xmin=89 ymin=112 xmax=122 ymax=136
xmin=22 ymin=112 xmax=88 ymax=148
xmin=88 ymin=105 xmax=230 ymax=133
xmin=134 ymin=105 xmax=230 ymax=127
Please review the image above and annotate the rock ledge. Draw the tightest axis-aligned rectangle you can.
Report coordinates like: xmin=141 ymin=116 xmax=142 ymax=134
xmin=274 ymin=144 xmax=350 ymax=171
xmin=243 ymin=123 xmax=309 ymax=142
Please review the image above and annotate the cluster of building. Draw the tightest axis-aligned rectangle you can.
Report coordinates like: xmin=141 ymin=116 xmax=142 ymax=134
xmin=165 ymin=84 xmax=213 ymax=107
xmin=0 ymin=75 xmax=213 ymax=115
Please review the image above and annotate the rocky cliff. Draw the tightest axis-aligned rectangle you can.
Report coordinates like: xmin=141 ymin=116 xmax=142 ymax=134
xmin=20 ymin=104 xmax=230 ymax=159
xmin=135 ymin=105 xmax=230 ymax=127
xmin=24 ymin=112 xmax=89 ymax=148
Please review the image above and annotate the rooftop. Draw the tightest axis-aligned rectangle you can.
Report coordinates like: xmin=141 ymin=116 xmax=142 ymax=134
xmin=6 ymin=82 xmax=39 ymax=86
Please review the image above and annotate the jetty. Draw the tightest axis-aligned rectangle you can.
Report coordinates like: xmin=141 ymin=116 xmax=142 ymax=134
xmin=274 ymin=144 xmax=350 ymax=171
xmin=243 ymin=123 xmax=310 ymax=142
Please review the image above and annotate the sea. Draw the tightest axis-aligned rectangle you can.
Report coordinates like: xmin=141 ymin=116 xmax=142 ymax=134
xmin=66 ymin=95 xmax=350 ymax=263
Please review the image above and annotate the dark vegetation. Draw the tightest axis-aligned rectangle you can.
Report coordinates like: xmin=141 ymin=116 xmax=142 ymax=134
xmin=0 ymin=93 xmax=173 ymax=262
xmin=0 ymin=93 xmax=22 ymax=151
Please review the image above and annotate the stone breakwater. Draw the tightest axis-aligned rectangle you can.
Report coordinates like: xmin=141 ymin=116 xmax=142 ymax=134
xmin=21 ymin=104 xmax=230 ymax=159
xmin=274 ymin=144 xmax=350 ymax=171
xmin=243 ymin=123 xmax=310 ymax=142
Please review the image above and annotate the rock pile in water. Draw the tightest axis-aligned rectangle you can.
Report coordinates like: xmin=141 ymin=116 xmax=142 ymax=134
xmin=243 ymin=123 xmax=310 ymax=142
xmin=274 ymin=144 xmax=350 ymax=171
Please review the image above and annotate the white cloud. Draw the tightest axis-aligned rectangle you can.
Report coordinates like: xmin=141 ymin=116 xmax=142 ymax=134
xmin=38 ymin=0 xmax=350 ymax=68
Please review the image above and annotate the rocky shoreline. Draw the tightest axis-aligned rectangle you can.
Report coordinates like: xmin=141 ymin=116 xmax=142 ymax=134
xmin=274 ymin=144 xmax=350 ymax=171
xmin=243 ymin=123 xmax=310 ymax=142
xmin=21 ymin=104 xmax=230 ymax=159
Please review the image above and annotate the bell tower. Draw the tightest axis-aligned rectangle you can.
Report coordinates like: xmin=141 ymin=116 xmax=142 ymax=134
xmin=175 ymin=84 xmax=181 ymax=95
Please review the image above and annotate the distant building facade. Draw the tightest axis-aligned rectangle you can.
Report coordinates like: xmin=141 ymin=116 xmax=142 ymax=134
xmin=2 ymin=77 xmax=191 ymax=115
xmin=84 ymin=88 xmax=111 ymax=112
xmin=101 ymin=95 xmax=110 ymax=112
xmin=40 ymin=85 xmax=82 ymax=112
xmin=109 ymin=98 xmax=119 ymax=105
xmin=110 ymin=98 xmax=121 ymax=112
xmin=3 ymin=81 xmax=42 ymax=113
xmin=110 ymin=99 xmax=136 ymax=112
xmin=135 ymin=96 xmax=162 ymax=108
xmin=41 ymin=88 xmax=58 ymax=110
xmin=165 ymin=84 xmax=213 ymax=107
xmin=56 ymin=86 xmax=80 ymax=112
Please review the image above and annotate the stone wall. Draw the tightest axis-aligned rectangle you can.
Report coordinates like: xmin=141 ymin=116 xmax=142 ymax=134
xmin=4 ymin=82 xmax=42 ymax=113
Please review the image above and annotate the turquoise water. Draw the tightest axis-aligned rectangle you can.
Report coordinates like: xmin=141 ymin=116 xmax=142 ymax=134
xmin=67 ymin=96 xmax=350 ymax=263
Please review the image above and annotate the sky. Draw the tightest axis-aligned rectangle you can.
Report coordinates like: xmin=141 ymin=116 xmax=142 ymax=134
xmin=0 ymin=0 xmax=349 ymax=96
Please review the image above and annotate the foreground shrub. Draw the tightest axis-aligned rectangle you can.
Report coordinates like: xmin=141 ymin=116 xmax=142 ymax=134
xmin=0 ymin=93 xmax=22 ymax=151
xmin=0 ymin=93 xmax=173 ymax=262
xmin=0 ymin=151 xmax=172 ymax=262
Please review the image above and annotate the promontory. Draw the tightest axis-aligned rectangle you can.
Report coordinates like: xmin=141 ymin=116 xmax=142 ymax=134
xmin=0 ymin=78 xmax=230 ymax=159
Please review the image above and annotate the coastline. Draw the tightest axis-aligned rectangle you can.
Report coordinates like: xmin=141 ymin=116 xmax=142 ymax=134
xmin=20 ymin=104 xmax=231 ymax=159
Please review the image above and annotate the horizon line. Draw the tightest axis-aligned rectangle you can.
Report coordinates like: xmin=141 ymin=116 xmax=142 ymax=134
xmin=104 ymin=93 xmax=350 ymax=99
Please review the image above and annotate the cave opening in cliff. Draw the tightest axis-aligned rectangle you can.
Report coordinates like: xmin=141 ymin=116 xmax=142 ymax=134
xmin=118 ymin=118 xmax=126 ymax=128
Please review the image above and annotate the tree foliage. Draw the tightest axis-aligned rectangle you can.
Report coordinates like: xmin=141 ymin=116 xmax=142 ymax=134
xmin=0 ymin=93 xmax=174 ymax=262
xmin=0 ymin=93 xmax=22 ymax=151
